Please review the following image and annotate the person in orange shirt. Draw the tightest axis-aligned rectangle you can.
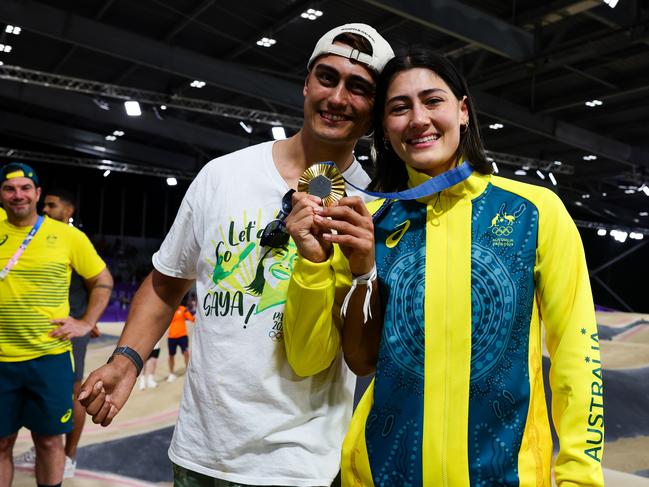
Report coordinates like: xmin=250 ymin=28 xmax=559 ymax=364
xmin=166 ymin=301 xmax=194 ymax=382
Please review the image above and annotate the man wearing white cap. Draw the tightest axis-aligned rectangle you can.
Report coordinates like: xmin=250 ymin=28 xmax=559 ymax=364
xmin=80 ymin=24 xmax=393 ymax=486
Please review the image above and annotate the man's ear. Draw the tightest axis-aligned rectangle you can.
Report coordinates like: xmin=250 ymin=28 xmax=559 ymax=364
xmin=65 ymin=205 xmax=75 ymax=221
xmin=303 ymin=72 xmax=311 ymax=97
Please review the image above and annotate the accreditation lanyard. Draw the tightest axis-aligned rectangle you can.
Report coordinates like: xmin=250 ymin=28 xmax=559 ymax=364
xmin=345 ymin=160 xmax=474 ymax=200
xmin=0 ymin=215 xmax=44 ymax=281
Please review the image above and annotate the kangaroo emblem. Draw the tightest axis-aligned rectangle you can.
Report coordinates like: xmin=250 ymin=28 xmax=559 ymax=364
xmin=490 ymin=203 xmax=526 ymax=237
xmin=490 ymin=203 xmax=526 ymax=228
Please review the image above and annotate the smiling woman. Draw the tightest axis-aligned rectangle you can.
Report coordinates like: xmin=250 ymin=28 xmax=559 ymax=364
xmin=383 ymin=68 xmax=468 ymax=177
xmin=283 ymin=48 xmax=605 ymax=487
xmin=369 ymin=50 xmax=491 ymax=193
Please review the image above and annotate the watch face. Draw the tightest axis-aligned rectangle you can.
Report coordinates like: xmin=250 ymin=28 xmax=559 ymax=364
xmin=298 ymin=162 xmax=345 ymax=207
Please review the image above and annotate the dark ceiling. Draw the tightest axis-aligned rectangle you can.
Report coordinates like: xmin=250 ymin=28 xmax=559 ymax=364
xmin=0 ymin=0 xmax=648 ymax=234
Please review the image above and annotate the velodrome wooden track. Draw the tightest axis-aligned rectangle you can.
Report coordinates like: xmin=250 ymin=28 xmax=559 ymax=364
xmin=12 ymin=312 xmax=649 ymax=486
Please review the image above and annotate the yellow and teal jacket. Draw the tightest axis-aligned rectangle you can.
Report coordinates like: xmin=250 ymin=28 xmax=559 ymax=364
xmin=283 ymin=169 xmax=604 ymax=486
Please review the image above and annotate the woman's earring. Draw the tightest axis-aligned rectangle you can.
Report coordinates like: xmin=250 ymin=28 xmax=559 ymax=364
xmin=460 ymin=120 xmax=469 ymax=134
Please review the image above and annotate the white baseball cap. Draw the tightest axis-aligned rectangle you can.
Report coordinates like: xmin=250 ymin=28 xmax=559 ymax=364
xmin=307 ymin=23 xmax=394 ymax=75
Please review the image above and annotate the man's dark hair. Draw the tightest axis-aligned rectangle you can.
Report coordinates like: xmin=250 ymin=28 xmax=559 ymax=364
xmin=309 ymin=32 xmax=376 ymax=81
xmin=331 ymin=32 xmax=375 ymax=80
xmin=369 ymin=48 xmax=491 ymax=192
xmin=333 ymin=32 xmax=373 ymax=56
xmin=47 ymin=188 xmax=76 ymax=207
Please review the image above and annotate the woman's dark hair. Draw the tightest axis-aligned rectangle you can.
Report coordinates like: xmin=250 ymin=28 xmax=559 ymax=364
xmin=369 ymin=48 xmax=490 ymax=192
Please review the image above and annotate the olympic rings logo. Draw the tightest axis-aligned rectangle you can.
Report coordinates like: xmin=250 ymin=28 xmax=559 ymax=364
xmin=269 ymin=330 xmax=283 ymax=342
xmin=491 ymin=226 xmax=513 ymax=236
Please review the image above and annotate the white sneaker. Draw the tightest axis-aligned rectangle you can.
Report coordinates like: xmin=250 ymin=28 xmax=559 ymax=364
xmin=138 ymin=376 xmax=146 ymax=390
xmin=146 ymin=375 xmax=157 ymax=388
xmin=63 ymin=456 xmax=76 ymax=478
xmin=166 ymin=373 xmax=177 ymax=383
xmin=13 ymin=446 xmax=36 ymax=468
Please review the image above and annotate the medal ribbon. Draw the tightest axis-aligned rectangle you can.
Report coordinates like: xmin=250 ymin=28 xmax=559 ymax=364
xmin=344 ymin=160 xmax=474 ymax=200
xmin=0 ymin=215 xmax=44 ymax=281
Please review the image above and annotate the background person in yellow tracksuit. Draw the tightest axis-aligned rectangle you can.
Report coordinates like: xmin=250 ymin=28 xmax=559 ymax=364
xmin=283 ymin=49 xmax=604 ymax=486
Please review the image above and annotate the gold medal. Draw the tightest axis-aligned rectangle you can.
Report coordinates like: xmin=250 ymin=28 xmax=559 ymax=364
xmin=298 ymin=162 xmax=345 ymax=207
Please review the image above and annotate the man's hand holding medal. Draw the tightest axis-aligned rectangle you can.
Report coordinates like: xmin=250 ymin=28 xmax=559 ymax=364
xmin=285 ymin=162 xmax=375 ymax=277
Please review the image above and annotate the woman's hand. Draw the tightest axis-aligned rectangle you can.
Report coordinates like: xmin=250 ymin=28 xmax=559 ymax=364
xmin=316 ymin=196 xmax=375 ymax=276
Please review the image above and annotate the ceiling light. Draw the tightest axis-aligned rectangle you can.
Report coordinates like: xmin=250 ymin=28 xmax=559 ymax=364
xmin=603 ymin=0 xmax=619 ymax=7
xmin=239 ymin=121 xmax=253 ymax=134
xmin=166 ymin=177 xmax=178 ymax=186
xmin=585 ymin=99 xmax=603 ymax=107
xmin=103 ymin=169 xmax=111 ymax=177
xmin=514 ymin=169 xmax=527 ymax=176
xmin=581 ymin=193 xmax=590 ymax=199
xmin=597 ymin=229 xmax=607 ymax=236
xmin=160 ymin=105 xmax=167 ymax=110
xmin=272 ymin=126 xmax=287 ymax=140
xmin=0 ymin=61 xmax=3 ymax=66
xmin=610 ymin=229 xmax=628 ymax=243
xmin=548 ymin=172 xmax=557 ymax=186
xmin=105 ymin=135 xmax=117 ymax=141
xmin=357 ymin=155 xmax=369 ymax=161
xmin=492 ymin=162 xmax=499 ymax=173
xmin=624 ymin=189 xmax=636 ymax=194
xmin=92 ymin=146 xmax=107 ymax=152
xmin=256 ymin=37 xmax=277 ymax=48
xmin=124 ymin=100 xmax=141 ymax=116
xmin=536 ymin=169 xmax=545 ymax=180
xmin=575 ymin=201 xmax=583 ymax=206
xmin=68 ymin=217 xmax=74 ymax=226
xmin=553 ymin=160 xmax=562 ymax=166
xmin=488 ymin=123 xmax=504 ymax=130
xmin=582 ymin=154 xmax=597 ymax=161
xmin=0 ymin=44 xmax=13 ymax=53
xmin=113 ymin=130 xmax=125 ymax=137
xmin=190 ymin=80 xmax=206 ymax=88
xmin=639 ymin=184 xmax=649 ymax=196
xmin=5 ymin=25 xmax=21 ymax=35
xmin=301 ymin=8 xmax=323 ymax=20
xmin=629 ymin=232 xmax=644 ymax=240
xmin=640 ymin=211 xmax=648 ymax=217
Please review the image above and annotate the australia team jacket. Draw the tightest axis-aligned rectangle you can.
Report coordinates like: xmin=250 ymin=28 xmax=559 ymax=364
xmin=283 ymin=170 xmax=604 ymax=487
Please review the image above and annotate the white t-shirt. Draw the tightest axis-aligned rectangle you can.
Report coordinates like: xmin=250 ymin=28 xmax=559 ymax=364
xmin=153 ymin=141 xmax=371 ymax=486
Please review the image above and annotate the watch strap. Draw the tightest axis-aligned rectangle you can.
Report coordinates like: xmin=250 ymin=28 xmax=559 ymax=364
xmin=108 ymin=346 xmax=144 ymax=376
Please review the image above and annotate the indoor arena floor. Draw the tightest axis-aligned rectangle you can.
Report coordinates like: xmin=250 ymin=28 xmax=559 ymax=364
xmin=11 ymin=312 xmax=649 ymax=486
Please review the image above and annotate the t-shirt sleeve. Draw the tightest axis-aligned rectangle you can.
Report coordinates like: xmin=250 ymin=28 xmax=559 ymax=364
xmin=68 ymin=228 xmax=106 ymax=279
xmin=535 ymin=191 xmax=604 ymax=486
xmin=152 ymin=173 xmax=204 ymax=280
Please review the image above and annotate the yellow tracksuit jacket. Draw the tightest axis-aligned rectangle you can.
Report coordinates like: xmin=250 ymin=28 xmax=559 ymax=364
xmin=283 ymin=170 xmax=604 ymax=486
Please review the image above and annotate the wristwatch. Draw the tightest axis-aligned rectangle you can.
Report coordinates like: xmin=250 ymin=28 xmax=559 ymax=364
xmin=107 ymin=346 xmax=144 ymax=376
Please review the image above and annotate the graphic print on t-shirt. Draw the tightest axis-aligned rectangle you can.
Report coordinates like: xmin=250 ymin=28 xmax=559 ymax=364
xmin=202 ymin=209 xmax=297 ymax=338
